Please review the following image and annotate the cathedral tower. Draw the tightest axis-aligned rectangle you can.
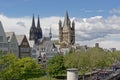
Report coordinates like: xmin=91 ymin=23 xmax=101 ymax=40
xmin=29 ymin=15 xmax=43 ymax=42
xmin=29 ymin=14 xmax=37 ymax=40
xmin=36 ymin=15 xmax=42 ymax=39
xmin=59 ymin=11 xmax=75 ymax=47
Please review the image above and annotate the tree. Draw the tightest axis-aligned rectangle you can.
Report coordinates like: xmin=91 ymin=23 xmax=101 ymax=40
xmin=0 ymin=51 xmax=42 ymax=80
xmin=0 ymin=52 xmax=21 ymax=80
xmin=64 ymin=47 xmax=118 ymax=80
xmin=46 ymin=54 xmax=66 ymax=77
xmin=18 ymin=57 xmax=42 ymax=79
xmin=64 ymin=52 xmax=79 ymax=68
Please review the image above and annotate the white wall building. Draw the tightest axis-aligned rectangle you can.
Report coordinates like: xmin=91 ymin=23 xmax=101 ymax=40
xmin=5 ymin=32 xmax=19 ymax=57
xmin=0 ymin=21 xmax=8 ymax=54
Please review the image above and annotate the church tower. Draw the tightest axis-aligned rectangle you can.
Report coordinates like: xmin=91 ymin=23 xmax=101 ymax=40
xmin=59 ymin=11 xmax=75 ymax=47
xmin=36 ymin=15 xmax=42 ymax=40
xmin=29 ymin=14 xmax=37 ymax=40
xmin=29 ymin=15 xmax=43 ymax=42
xmin=59 ymin=20 xmax=63 ymax=42
xmin=49 ymin=27 xmax=52 ymax=39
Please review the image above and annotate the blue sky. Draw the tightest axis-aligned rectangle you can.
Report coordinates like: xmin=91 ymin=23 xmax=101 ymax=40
xmin=1 ymin=0 xmax=120 ymax=49
xmin=0 ymin=0 xmax=120 ymax=17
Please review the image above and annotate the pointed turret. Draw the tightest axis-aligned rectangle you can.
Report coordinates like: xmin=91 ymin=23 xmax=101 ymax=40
xmin=29 ymin=14 xmax=37 ymax=40
xmin=63 ymin=10 xmax=71 ymax=27
xmin=32 ymin=14 xmax=35 ymax=27
xmin=59 ymin=20 xmax=62 ymax=27
xmin=36 ymin=15 xmax=42 ymax=40
xmin=72 ymin=20 xmax=75 ymax=30
xmin=37 ymin=15 xmax=40 ymax=28
xmin=49 ymin=27 xmax=52 ymax=39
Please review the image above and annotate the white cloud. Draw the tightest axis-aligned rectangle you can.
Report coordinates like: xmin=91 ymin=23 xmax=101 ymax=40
xmin=96 ymin=10 xmax=104 ymax=13
xmin=110 ymin=7 xmax=120 ymax=14
xmin=1 ymin=14 xmax=120 ymax=49
xmin=99 ymin=40 xmax=120 ymax=50
xmin=80 ymin=8 xmax=104 ymax=13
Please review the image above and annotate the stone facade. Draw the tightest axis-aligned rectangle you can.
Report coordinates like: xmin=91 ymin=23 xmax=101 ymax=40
xmin=59 ymin=11 xmax=75 ymax=47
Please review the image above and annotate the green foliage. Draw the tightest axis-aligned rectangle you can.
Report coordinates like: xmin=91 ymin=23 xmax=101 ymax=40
xmin=28 ymin=76 xmax=57 ymax=80
xmin=1 ymin=48 xmax=120 ymax=80
xmin=18 ymin=57 xmax=42 ymax=79
xmin=65 ymin=52 xmax=79 ymax=68
xmin=46 ymin=54 xmax=66 ymax=77
xmin=64 ymin=47 xmax=120 ymax=75
xmin=0 ymin=51 xmax=42 ymax=80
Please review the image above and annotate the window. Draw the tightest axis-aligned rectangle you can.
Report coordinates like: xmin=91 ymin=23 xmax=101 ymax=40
xmin=0 ymin=43 xmax=2 ymax=47
xmin=4 ymin=43 xmax=8 ymax=47
xmin=20 ymin=47 xmax=30 ymax=52
xmin=0 ymin=43 xmax=8 ymax=48
xmin=38 ymin=56 xmax=41 ymax=63
xmin=0 ymin=36 xmax=3 ymax=42
xmin=22 ymin=42 xmax=28 ymax=46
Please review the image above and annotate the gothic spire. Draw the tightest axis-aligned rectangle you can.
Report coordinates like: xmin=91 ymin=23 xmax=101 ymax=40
xmin=36 ymin=15 xmax=43 ymax=39
xmin=32 ymin=14 xmax=35 ymax=27
xmin=49 ymin=27 xmax=52 ymax=39
xmin=64 ymin=10 xmax=70 ymax=25
xmin=63 ymin=10 xmax=71 ymax=29
xmin=65 ymin=10 xmax=69 ymax=20
xmin=37 ymin=15 xmax=40 ymax=28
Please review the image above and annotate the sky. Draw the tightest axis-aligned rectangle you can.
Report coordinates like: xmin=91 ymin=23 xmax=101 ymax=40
xmin=1 ymin=0 xmax=120 ymax=49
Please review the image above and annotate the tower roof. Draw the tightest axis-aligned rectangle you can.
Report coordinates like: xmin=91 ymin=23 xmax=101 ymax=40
xmin=32 ymin=14 xmax=35 ymax=27
xmin=64 ymin=10 xmax=71 ymax=25
xmin=36 ymin=15 xmax=43 ymax=39
xmin=37 ymin=15 xmax=42 ymax=33
xmin=63 ymin=10 xmax=71 ymax=30
xmin=49 ymin=27 xmax=52 ymax=39
xmin=65 ymin=10 xmax=69 ymax=20
xmin=37 ymin=15 xmax=40 ymax=28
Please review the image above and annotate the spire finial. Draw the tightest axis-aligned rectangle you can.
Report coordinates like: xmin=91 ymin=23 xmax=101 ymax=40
xmin=32 ymin=14 xmax=35 ymax=27
xmin=63 ymin=10 xmax=70 ymax=26
xmin=37 ymin=15 xmax=40 ymax=28
xmin=65 ymin=10 xmax=69 ymax=21
xmin=49 ymin=27 xmax=52 ymax=39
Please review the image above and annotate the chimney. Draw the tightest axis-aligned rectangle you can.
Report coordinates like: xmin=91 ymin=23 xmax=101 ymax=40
xmin=95 ymin=43 xmax=99 ymax=48
xmin=67 ymin=68 xmax=78 ymax=80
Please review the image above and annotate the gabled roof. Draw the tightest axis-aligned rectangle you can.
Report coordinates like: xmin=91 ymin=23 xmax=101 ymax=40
xmin=0 ymin=21 xmax=8 ymax=43
xmin=16 ymin=35 xmax=25 ymax=45
xmin=5 ymin=32 xmax=14 ymax=42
